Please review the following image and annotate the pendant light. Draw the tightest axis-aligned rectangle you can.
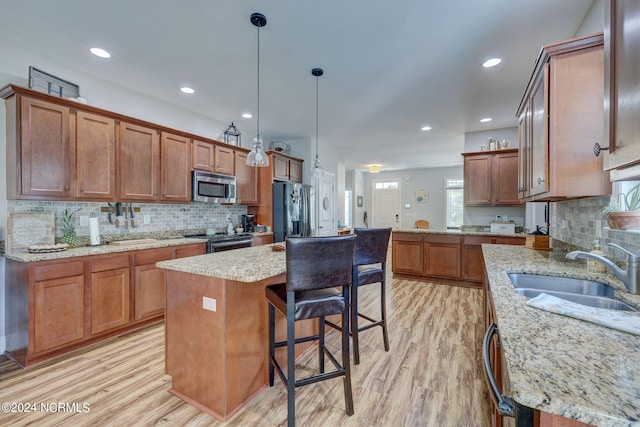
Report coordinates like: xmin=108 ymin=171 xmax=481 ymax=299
xmin=246 ymin=12 xmax=269 ymax=167
xmin=311 ymin=67 xmax=324 ymax=177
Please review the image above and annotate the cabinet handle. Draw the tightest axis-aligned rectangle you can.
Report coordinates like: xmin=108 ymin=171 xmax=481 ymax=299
xmin=518 ymin=187 xmax=524 ymax=193
xmin=537 ymin=177 xmax=545 ymax=185
xmin=593 ymin=142 xmax=609 ymax=157
xmin=64 ymin=185 xmax=69 ymax=191
xmin=80 ymin=188 xmax=84 ymax=192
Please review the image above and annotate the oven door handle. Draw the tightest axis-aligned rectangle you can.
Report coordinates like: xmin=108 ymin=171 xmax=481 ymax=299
xmin=482 ymin=323 xmax=516 ymax=418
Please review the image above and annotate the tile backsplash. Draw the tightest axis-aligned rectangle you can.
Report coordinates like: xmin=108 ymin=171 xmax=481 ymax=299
xmin=7 ymin=200 xmax=248 ymax=242
xmin=550 ymin=195 xmax=640 ymax=258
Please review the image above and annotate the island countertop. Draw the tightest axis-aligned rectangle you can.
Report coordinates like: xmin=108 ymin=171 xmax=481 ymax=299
xmin=483 ymin=245 xmax=640 ymax=426
xmin=156 ymin=244 xmax=285 ymax=283
xmin=393 ymin=228 xmax=526 ymax=238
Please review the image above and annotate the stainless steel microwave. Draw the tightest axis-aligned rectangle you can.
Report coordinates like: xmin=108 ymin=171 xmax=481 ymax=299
xmin=192 ymin=171 xmax=236 ymax=203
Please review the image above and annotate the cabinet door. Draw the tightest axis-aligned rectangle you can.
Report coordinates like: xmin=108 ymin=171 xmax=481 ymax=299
xmin=76 ymin=111 xmax=116 ymax=200
xmin=192 ymin=139 xmax=215 ymax=172
xmin=91 ymin=267 xmax=130 ymax=335
xmin=20 ymin=96 xmax=72 ymax=198
xmin=252 ymin=234 xmax=274 ymax=246
xmin=392 ymin=237 xmax=424 ymax=275
xmin=272 ymin=155 xmax=289 ymax=181
xmin=119 ymin=122 xmax=160 ymax=201
xmin=160 ymin=132 xmax=191 ymax=202
xmin=425 ymin=242 xmax=461 ymax=278
xmin=235 ymin=151 xmax=259 ymax=205
xmin=604 ymin=0 xmax=640 ymax=171
xmin=175 ymin=243 xmax=206 ymax=258
xmin=529 ymin=67 xmax=548 ymax=197
xmin=214 ymin=145 xmax=235 ymax=175
xmin=517 ymin=108 xmax=530 ymax=199
xmin=463 ymin=236 xmax=493 ymax=284
xmin=492 ymin=152 xmax=521 ymax=206
xmin=34 ymin=274 xmax=85 ymax=353
xmin=464 ymin=154 xmax=492 ymax=206
xmin=289 ymin=159 xmax=303 ymax=183
xmin=134 ymin=264 xmax=166 ymax=321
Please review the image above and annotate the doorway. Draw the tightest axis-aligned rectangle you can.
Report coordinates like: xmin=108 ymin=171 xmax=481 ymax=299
xmin=372 ymin=179 xmax=401 ymax=229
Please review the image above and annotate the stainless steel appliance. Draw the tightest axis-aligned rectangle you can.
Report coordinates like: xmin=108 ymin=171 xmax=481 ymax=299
xmin=192 ymin=171 xmax=236 ymax=204
xmin=184 ymin=232 xmax=253 ymax=253
xmin=273 ymin=182 xmax=314 ymax=242
xmin=241 ymin=214 xmax=255 ymax=232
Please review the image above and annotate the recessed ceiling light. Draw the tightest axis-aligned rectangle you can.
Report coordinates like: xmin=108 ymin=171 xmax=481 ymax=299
xmin=421 ymin=126 xmax=432 ymax=131
xmin=241 ymin=113 xmax=253 ymax=119
xmin=90 ymin=47 xmax=111 ymax=58
xmin=483 ymin=58 xmax=502 ymax=68
xmin=480 ymin=117 xmax=492 ymax=123
xmin=180 ymin=87 xmax=195 ymax=94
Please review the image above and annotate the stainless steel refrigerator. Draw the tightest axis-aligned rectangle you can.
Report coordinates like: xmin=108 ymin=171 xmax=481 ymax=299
xmin=273 ymin=182 xmax=315 ymax=242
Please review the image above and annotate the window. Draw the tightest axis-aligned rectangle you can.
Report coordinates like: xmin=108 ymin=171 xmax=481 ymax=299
xmin=445 ymin=178 xmax=463 ymax=229
xmin=375 ymin=181 xmax=399 ymax=190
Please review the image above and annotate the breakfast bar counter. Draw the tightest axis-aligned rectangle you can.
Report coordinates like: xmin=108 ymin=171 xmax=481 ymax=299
xmin=483 ymin=245 xmax=640 ymax=426
xmin=156 ymin=244 xmax=315 ymax=422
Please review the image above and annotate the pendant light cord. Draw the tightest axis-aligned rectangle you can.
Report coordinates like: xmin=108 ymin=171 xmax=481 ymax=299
xmin=256 ymin=25 xmax=261 ymax=139
xmin=315 ymin=74 xmax=319 ymax=162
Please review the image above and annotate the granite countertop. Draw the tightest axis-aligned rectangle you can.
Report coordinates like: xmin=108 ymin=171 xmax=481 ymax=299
xmin=157 ymin=244 xmax=285 ymax=283
xmin=3 ymin=237 xmax=208 ymax=263
xmin=483 ymin=245 xmax=640 ymax=426
xmin=393 ymin=228 xmax=526 ymax=238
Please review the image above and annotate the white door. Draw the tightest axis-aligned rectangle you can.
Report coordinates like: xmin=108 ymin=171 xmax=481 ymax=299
xmin=315 ymin=171 xmax=336 ymax=236
xmin=372 ymin=180 xmax=401 ymax=229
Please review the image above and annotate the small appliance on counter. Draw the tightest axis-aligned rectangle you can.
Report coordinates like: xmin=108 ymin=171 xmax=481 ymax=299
xmin=489 ymin=222 xmax=515 ymax=234
xmin=241 ymin=214 xmax=255 ymax=232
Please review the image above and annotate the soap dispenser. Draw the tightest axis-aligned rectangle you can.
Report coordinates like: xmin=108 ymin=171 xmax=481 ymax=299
xmin=587 ymin=240 xmax=606 ymax=273
xmin=227 ymin=218 xmax=234 ymax=235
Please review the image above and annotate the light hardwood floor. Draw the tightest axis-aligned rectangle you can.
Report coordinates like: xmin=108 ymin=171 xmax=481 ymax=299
xmin=0 ymin=276 xmax=490 ymax=427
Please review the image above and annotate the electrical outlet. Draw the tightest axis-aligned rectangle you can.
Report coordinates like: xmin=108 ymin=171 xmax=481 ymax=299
xmin=79 ymin=215 xmax=89 ymax=227
xmin=144 ymin=215 xmax=151 ymax=225
xmin=203 ymin=296 xmax=216 ymax=312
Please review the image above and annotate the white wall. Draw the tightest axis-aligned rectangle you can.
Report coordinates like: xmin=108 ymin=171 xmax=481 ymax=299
xmin=0 ymin=96 xmax=6 ymax=353
xmin=575 ymin=0 xmax=604 ymax=37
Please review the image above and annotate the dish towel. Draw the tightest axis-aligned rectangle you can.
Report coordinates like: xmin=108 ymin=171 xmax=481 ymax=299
xmin=526 ymin=293 xmax=640 ymax=336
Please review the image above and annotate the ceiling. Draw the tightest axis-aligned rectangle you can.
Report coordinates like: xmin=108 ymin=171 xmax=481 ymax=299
xmin=1 ymin=0 xmax=597 ymax=171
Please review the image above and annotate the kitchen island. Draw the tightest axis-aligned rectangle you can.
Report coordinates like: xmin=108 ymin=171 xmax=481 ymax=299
xmin=483 ymin=245 xmax=640 ymax=426
xmin=156 ymin=244 xmax=317 ymax=421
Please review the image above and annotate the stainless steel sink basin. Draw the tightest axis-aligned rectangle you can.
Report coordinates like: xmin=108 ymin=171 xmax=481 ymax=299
xmin=508 ymin=273 xmax=637 ymax=312
xmin=508 ymin=273 xmax=615 ymax=297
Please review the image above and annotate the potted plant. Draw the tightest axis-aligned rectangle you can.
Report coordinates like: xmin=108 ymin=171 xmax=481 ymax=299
xmin=601 ymin=183 xmax=640 ymax=230
xmin=60 ymin=208 xmax=81 ymax=247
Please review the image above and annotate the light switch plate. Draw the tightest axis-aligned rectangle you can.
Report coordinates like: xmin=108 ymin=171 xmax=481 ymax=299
xmin=203 ymin=296 xmax=216 ymax=312
xmin=144 ymin=215 xmax=151 ymax=225
xmin=79 ymin=215 xmax=89 ymax=227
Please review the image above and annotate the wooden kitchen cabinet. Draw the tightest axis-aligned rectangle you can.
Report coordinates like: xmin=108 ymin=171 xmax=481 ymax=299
xmin=76 ymin=111 xmax=117 ymax=200
xmin=252 ymin=234 xmax=274 ymax=246
xmin=463 ymin=236 xmax=525 ymax=285
xmin=89 ymin=254 xmax=130 ymax=335
xmin=3 ymin=89 xmax=74 ymax=200
xmin=289 ymin=159 xmax=303 ymax=183
xmin=235 ymin=150 xmax=259 ymax=205
xmin=214 ymin=145 xmax=235 ymax=176
xmin=119 ymin=121 xmax=160 ymax=201
xmin=516 ymin=33 xmax=610 ymax=201
xmin=33 ymin=261 xmax=85 ymax=354
xmin=603 ymin=1 xmax=640 ymax=179
xmin=392 ymin=232 xmax=424 ymax=275
xmin=271 ymin=152 xmax=303 ymax=183
xmin=133 ymin=247 xmax=174 ymax=322
xmin=463 ymin=149 xmax=521 ymax=206
xmin=424 ymin=234 xmax=461 ymax=278
xmin=192 ymin=139 xmax=215 ymax=172
xmin=160 ymin=132 xmax=191 ymax=202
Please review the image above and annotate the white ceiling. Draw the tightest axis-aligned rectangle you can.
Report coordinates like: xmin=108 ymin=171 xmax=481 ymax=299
xmin=1 ymin=0 xmax=597 ymax=171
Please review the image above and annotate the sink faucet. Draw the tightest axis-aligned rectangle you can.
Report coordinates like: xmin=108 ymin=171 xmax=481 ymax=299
xmin=566 ymin=243 xmax=640 ymax=294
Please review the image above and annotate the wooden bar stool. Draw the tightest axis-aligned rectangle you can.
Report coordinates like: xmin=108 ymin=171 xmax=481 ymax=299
xmin=350 ymin=227 xmax=392 ymax=365
xmin=266 ymin=235 xmax=356 ymax=427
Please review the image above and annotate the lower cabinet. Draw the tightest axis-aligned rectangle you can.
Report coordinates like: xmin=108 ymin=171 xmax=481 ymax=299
xmin=392 ymin=232 xmax=525 ymax=286
xmin=4 ymin=242 xmax=206 ymax=367
xmin=252 ymin=233 xmax=274 ymax=246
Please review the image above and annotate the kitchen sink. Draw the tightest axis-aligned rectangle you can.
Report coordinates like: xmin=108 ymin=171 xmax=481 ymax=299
xmin=508 ymin=273 xmax=637 ymax=312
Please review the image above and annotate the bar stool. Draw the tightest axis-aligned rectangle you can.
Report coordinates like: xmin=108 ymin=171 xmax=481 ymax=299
xmin=266 ymin=235 xmax=356 ymax=427
xmin=350 ymin=227 xmax=392 ymax=365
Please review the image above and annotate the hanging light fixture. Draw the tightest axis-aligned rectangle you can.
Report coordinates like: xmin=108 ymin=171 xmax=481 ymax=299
xmin=311 ymin=67 xmax=324 ymax=177
xmin=246 ymin=12 xmax=269 ymax=167
xmin=223 ymin=122 xmax=241 ymax=146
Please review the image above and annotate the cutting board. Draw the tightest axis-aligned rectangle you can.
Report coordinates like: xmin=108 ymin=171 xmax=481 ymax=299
xmin=108 ymin=238 xmax=157 ymax=245
xmin=6 ymin=212 xmax=55 ymax=254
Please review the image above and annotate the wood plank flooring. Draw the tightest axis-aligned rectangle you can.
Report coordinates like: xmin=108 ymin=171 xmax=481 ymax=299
xmin=0 ymin=275 xmax=490 ymax=427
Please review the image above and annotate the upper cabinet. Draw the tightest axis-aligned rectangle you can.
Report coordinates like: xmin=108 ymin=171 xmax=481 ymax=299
xmin=271 ymin=152 xmax=303 ymax=183
xmin=234 ymin=151 xmax=259 ymax=205
xmin=4 ymin=91 xmax=73 ymax=199
xmin=160 ymin=132 xmax=191 ymax=202
xmin=214 ymin=145 xmax=235 ymax=176
xmin=463 ymin=149 xmax=521 ymax=206
xmin=603 ymin=1 xmax=640 ymax=180
xmin=516 ymin=33 xmax=611 ymax=201
xmin=76 ymin=111 xmax=117 ymax=200
xmin=192 ymin=139 xmax=215 ymax=172
xmin=119 ymin=122 xmax=160 ymax=202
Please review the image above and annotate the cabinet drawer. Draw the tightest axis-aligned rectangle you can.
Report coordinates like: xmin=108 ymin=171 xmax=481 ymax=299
xmin=34 ymin=261 xmax=84 ymax=281
xmin=463 ymin=236 xmax=494 ymax=246
xmin=495 ymin=237 xmax=525 ymax=246
xmin=392 ymin=232 xmax=423 ymax=242
xmin=175 ymin=243 xmax=206 ymax=258
xmin=424 ymin=234 xmax=461 ymax=244
xmin=90 ymin=254 xmax=130 ymax=272
xmin=133 ymin=247 xmax=175 ymax=265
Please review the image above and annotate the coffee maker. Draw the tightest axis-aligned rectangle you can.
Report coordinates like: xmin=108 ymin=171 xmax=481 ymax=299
xmin=241 ymin=214 xmax=255 ymax=232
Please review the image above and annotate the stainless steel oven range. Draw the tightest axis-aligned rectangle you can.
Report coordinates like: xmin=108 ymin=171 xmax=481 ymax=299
xmin=184 ymin=233 xmax=253 ymax=253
